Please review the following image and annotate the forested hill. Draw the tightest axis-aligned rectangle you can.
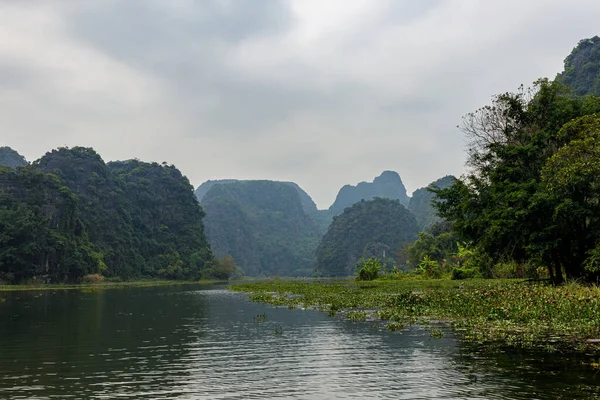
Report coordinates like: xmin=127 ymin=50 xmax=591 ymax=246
xmin=200 ymin=180 xmax=322 ymax=277
xmin=0 ymin=146 xmax=215 ymax=284
xmin=408 ymin=175 xmax=456 ymax=231
xmin=0 ymin=166 xmax=102 ymax=283
xmin=556 ymin=36 xmax=600 ymax=96
xmin=315 ymin=198 xmax=418 ymax=277
xmin=197 ymin=179 xmax=330 ymax=234
xmin=328 ymin=171 xmax=410 ymax=216
xmin=0 ymin=147 xmax=28 ymax=168
xmin=196 ymin=179 xmax=319 ymax=216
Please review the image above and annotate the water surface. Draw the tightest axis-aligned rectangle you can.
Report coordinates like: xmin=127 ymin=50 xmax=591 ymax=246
xmin=0 ymin=284 xmax=597 ymax=399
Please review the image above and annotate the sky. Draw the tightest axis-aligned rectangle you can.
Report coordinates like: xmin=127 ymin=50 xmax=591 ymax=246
xmin=0 ymin=1 xmax=598 ymax=209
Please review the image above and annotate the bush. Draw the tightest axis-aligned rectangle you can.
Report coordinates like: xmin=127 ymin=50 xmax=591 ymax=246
xmin=418 ymin=255 xmax=442 ymax=278
xmin=451 ymin=267 xmax=479 ymax=280
xmin=202 ymin=255 xmax=244 ymax=280
xmin=490 ymin=262 xmax=525 ymax=278
xmin=82 ymin=274 xmax=105 ymax=284
xmin=356 ymin=258 xmax=382 ymax=281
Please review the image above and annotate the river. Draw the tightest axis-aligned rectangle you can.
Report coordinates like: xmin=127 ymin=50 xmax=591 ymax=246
xmin=0 ymin=284 xmax=597 ymax=399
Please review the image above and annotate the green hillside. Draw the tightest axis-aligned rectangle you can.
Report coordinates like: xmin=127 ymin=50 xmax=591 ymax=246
xmin=315 ymin=198 xmax=418 ymax=277
xmin=201 ymin=180 xmax=321 ymax=276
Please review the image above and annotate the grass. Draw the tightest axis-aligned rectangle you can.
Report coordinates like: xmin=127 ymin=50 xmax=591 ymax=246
xmin=0 ymin=279 xmax=222 ymax=292
xmin=230 ymin=278 xmax=600 ymax=355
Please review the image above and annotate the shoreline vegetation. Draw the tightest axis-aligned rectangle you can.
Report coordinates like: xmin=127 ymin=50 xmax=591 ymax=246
xmin=230 ymin=279 xmax=600 ymax=356
xmin=0 ymin=279 xmax=224 ymax=292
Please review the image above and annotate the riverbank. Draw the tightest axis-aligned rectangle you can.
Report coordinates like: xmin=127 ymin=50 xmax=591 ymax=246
xmin=0 ymin=279 xmax=223 ymax=292
xmin=230 ymin=279 xmax=600 ymax=355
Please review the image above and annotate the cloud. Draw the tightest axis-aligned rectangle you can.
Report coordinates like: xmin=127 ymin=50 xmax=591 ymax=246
xmin=0 ymin=0 xmax=599 ymax=208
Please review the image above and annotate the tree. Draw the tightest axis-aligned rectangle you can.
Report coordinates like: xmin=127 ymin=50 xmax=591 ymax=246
xmin=542 ymin=115 xmax=600 ymax=278
xmin=435 ymin=80 xmax=600 ymax=284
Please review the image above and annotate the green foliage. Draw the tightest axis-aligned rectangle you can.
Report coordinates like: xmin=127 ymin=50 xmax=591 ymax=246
xmin=34 ymin=147 xmax=141 ymax=278
xmin=108 ymin=159 xmax=215 ymax=280
xmin=200 ymin=181 xmax=321 ymax=277
xmin=315 ymin=198 xmax=418 ymax=277
xmin=406 ymin=222 xmax=459 ymax=269
xmin=556 ymin=36 xmax=600 ymax=96
xmin=408 ymin=175 xmax=455 ymax=230
xmin=201 ymin=255 xmax=244 ymax=280
xmin=451 ymin=267 xmax=479 ymax=280
xmin=328 ymin=171 xmax=409 ymax=216
xmin=1 ymin=147 xmax=216 ymax=283
xmin=418 ymin=255 xmax=441 ymax=278
xmin=232 ymin=279 xmax=600 ymax=354
xmin=0 ymin=147 xmax=27 ymax=169
xmin=0 ymin=166 xmax=101 ymax=283
xmin=356 ymin=258 xmax=382 ymax=281
xmin=435 ymin=79 xmax=600 ymax=284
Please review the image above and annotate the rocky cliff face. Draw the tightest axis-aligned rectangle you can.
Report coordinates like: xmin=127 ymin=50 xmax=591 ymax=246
xmin=408 ymin=175 xmax=456 ymax=231
xmin=556 ymin=36 xmax=600 ymax=96
xmin=0 ymin=147 xmax=28 ymax=169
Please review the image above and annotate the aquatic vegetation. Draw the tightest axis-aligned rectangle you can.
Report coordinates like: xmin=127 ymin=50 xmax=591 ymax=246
xmin=385 ymin=322 xmax=405 ymax=332
xmin=231 ymin=279 xmax=600 ymax=355
xmin=254 ymin=313 xmax=267 ymax=324
xmin=430 ymin=329 xmax=445 ymax=339
xmin=347 ymin=310 xmax=367 ymax=322
xmin=274 ymin=326 xmax=283 ymax=335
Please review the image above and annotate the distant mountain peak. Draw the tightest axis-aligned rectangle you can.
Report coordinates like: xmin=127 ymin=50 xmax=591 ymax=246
xmin=556 ymin=35 xmax=600 ymax=96
xmin=328 ymin=171 xmax=409 ymax=215
xmin=0 ymin=146 xmax=28 ymax=169
xmin=373 ymin=170 xmax=401 ymax=183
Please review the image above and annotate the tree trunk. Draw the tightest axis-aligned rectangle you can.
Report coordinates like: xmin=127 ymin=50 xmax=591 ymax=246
xmin=552 ymin=250 xmax=564 ymax=285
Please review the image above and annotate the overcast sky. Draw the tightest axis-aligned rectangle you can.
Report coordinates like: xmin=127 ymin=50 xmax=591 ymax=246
xmin=0 ymin=1 xmax=598 ymax=208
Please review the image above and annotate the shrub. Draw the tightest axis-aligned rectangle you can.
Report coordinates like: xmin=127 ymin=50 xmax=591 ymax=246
xmin=490 ymin=262 xmax=525 ymax=278
xmin=451 ymin=267 xmax=479 ymax=280
xmin=418 ymin=255 xmax=442 ymax=278
xmin=356 ymin=258 xmax=382 ymax=281
xmin=82 ymin=274 xmax=105 ymax=284
xmin=202 ymin=255 xmax=244 ymax=280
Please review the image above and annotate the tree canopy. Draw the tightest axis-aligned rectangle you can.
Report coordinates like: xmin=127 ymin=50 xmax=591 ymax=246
xmin=0 ymin=147 xmax=216 ymax=283
xmin=435 ymin=79 xmax=600 ymax=283
xmin=0 ymin=166 xmax=102 ymax=283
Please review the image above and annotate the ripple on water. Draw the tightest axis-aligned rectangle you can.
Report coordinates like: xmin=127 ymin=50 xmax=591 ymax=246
xmin=0 ymin=286 xmax=597 ymax=399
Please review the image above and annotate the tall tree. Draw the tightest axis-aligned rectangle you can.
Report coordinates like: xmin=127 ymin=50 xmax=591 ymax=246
xmin=435 ymin=80 xmax=600 ymax=283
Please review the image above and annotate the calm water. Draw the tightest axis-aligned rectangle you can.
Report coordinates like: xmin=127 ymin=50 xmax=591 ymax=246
xmin=0 ymin=284 xmax=597 ymax=399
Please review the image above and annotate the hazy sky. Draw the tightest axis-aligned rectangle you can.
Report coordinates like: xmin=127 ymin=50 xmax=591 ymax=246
xmin=0 ymin=1 xmax=598 ymax=208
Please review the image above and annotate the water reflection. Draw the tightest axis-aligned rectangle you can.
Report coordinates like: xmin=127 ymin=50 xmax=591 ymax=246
xmin=0 ymin=285 xmax=597 ymax=399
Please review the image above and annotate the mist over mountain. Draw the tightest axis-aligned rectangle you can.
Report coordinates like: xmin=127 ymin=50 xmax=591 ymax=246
xmin=196 ymin=171 xmax=450 ymax=276
xmin=200 ymin=180 xmax=322 ymax=277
